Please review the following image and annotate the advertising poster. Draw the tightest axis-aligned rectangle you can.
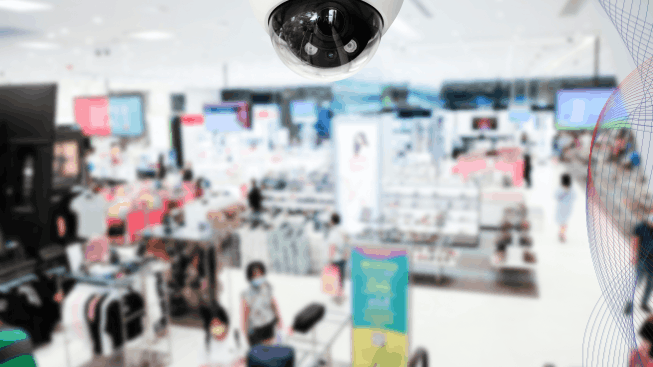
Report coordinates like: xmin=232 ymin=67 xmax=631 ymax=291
xmin=334 ymin=118 xmax=380 ymax=233
xmin=352 ymin=247 xmax=410 ymax=367
xmin=75 ymin=97 xmax=111 ymax=136
xmin=109 ymin=95 xmax=144 ymax=137
xmin=252 ymin=105 xmax=281 ymax=149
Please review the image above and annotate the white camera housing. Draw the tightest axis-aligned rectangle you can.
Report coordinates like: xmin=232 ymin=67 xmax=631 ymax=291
xmin=250 ymin=0 xmax=404 ymax=82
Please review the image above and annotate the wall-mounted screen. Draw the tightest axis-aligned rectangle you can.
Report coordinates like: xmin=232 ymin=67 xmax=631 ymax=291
xmin=109 ymin=95 xmax=145 ymax=137
xmin=53 ymin=140 xmax=80 ymax=188
xmin=555 ymin=88 xmax=615 ymax=130
xmin=472 ymin=117 xmax=498 ymax=130
xmin=204 ymin=103 xmax=250 ymax=133
xmin=290 ymin=101 xmax=317 ymax=124
xmin=75 ymin=97 xmax=110 ymax=136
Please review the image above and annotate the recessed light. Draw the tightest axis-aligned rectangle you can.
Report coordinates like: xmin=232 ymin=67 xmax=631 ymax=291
xmin=0 ymin=0 xmax=52 ymax=13
xmin=130 ymin=30 xmax=173 ymax=41
xmin=20 ymin=41 xmax=60 ymax=50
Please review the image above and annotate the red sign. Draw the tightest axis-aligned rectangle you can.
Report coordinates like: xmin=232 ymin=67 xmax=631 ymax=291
xmin=75 ymin=97 xmax=110 ymax=136
xmin=182 ymin=114 xmax=204 ymax=126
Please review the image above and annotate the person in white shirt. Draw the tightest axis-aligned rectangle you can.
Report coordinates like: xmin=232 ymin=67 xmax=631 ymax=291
xmin=326 ymin=213 xmax=348 ymax=303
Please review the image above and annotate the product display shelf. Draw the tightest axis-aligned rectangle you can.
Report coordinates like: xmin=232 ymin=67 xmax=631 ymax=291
xmin=351 ymin=236 xmax=459 ymax=278
xmin=381 ymin=184 xmax=482 ymax=238
xmin=262 ymin=189 xmax=336 ymax=214
xmin=61 ymin=260 xmax=173 ymax=367
xmin=490 ymin=230 xmax=537 ymax=271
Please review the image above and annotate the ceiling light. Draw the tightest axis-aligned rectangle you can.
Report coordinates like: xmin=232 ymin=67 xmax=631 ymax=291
xmin=0 ymin=0 xmax=52 ymax=12
xmin=92 ymin=16 xmax=103 ymax=25
xmin=20 ymin=41 xmax=59 ymax=50
xmin=130 ymin=30 xmax=173 ymax=41
xmin=46 ymin=32 xmax=55 ymax=39
xmin=59 ymin=27 xmax=69 ymax=35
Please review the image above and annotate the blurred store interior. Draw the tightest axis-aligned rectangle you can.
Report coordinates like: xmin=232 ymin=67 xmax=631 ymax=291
xmin=0 ymin=0 xmax=646 ymax=366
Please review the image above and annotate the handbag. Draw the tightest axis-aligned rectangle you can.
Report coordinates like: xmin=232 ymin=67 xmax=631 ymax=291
xmin=321 ymin=265 xmax=340 ymax=296
xmin=292 ymin=303 xmax=325 ymax=333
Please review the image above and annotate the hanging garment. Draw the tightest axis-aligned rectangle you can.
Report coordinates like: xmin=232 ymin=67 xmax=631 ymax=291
xmin=85 ymin=293 xmax=108 ymax=355
xmin=71 ymin=193 xmax=109 ymax=240
xmin=105 ymin=292 xmax=145 ymax=351
xmin=98 ymin=289 xmax=124 ymax=357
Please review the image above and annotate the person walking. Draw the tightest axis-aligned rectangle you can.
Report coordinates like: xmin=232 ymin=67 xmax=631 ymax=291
xmin=625 ymin=213 xmax=653 ymax=315
xmin=326 ymin=213 xmax=348 ymax=304
xmin=241 ymin=262 xmax=282 ymax=347
xmin=247 ymin=179 xmax=263 ymax=225
xmin=555 ymin=174 xmax=576 ymax=243
xmin=523 ymin=154 xmax=532 ymax=188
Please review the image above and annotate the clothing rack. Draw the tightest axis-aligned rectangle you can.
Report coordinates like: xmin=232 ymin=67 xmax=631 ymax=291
xmin=61 ymin=259 xmax=172 ymax=367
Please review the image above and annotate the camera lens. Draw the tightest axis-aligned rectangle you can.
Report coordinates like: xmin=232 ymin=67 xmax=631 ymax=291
xmin=317 ymin=8 xmax=345 ymax=35
xmin=268 ymin=0 xmax=384 ymax=81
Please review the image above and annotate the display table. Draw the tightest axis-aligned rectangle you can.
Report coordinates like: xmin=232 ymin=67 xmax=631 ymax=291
xmin=452 ymin=155 xmax=524 ymax=187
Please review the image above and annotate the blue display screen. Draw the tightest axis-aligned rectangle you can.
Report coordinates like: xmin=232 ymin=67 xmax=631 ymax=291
xmin=109 ymin=96 xmax=144 ymax=137
xmin=556 ymin=89 xmax=615 ymax=130
xmin=290 ymin=101 xmax=316 ymax=119
xmin=204 ymin=105 xmax=242 ymax=133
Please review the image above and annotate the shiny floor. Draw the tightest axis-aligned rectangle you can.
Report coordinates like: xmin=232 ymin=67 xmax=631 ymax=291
xmin=35 ymin=160 xmax=607 ymax=367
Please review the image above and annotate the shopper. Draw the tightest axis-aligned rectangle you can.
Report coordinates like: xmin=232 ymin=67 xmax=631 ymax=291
xmin=241 ymin=261 xmax=282 ymax=347
xmin=327 ymin=213 xmax=348 ymax=303
xmin=630 ymin=316 xmax=653 ymax=366
xmin=555 ymin=174 xmax=576 ymax=243
xmin=523 ymin=154 xmax=532 ymax=188
xmin=625 ymin=212 xmax=653 ymax=315
xmin=199 ymin=302 xmax=240 ymax=367
xmin=248 ymin=179 xmax=263 ymax=224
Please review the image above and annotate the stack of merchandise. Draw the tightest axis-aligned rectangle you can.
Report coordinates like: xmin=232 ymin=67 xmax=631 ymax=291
xmin=268 ymin=222 xmax=311 ymax=275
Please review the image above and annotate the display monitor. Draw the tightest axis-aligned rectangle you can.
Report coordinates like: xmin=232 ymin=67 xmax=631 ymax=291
xmin=108 ymin=95 xmax=145 ymax=137
xmin=555 ymin=88 xmax=616 ymax=130
xmin=74 ymin=96 xmax=110 ymax=136
xmin=52 ymin=140 xmax=80 ymax=189
xmin=290 ymin=101 xmax=317 ymax=123
xmin=204 ymin=103 xmax=250 ymax=133
xmin=473 ymin=117 xmax=498 ymax=130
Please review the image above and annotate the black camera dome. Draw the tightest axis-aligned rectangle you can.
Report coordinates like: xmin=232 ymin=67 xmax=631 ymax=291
xmin=268 ymin=0 xmax=383 ymax=81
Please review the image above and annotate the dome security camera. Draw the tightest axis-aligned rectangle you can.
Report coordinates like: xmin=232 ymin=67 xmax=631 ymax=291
xmin=250 ymin=0 xmax=404 ymax=82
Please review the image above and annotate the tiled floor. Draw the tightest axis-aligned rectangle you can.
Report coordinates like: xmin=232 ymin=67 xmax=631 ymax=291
xmin=35 ymin=160 xmax=610 ymax=367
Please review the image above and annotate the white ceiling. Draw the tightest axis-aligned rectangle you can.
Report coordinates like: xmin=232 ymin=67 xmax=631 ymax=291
xmin=0 ymin=0 xmax=617 ymax=88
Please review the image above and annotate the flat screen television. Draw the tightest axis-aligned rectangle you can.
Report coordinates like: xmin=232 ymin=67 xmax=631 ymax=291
xmin=555 ymin=88 xmax=616 ymax=130
xmin=204 ymin=103 xmax=250 ymax=133
xmin=108 ymin=95 xmax=145 ymax=137
xmin=74 ymin=96 xmax=110 ymax=136
xmin=472 ymin=117 xmax=498 ymax=130
xmin=290 ymin=101 xmax=317 ymax=123
xmin=52 ymin=140 xmax=81 ymax=189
